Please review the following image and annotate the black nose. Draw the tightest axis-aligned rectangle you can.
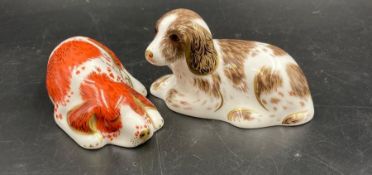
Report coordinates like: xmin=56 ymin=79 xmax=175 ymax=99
xmin=139 ymin=128 xmax=150 ymax=139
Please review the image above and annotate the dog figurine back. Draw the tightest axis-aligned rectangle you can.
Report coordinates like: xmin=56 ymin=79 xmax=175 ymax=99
xmin=46 ymin=36 xmax=164 ymax=148
xmin=145 ymin=9 xmax=314 ymax=128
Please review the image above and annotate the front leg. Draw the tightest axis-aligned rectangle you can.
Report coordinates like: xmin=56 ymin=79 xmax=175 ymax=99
xmin=164 ymin=88 xmax=221 ymax=119
xmin=150 ymin=74 xmax=174 ymax=99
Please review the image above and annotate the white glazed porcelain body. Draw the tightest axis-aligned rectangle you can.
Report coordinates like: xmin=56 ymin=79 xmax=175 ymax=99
xmin=146 ymin=9 xmax=314 ymax=128
xmin=46 ymin=36 xmax=163 ymax=149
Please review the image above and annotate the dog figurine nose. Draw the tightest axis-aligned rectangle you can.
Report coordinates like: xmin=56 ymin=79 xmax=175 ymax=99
xmin=145 ymin=50 xmax=154 ymax=61
xmin=139 ymin=128 xmax=150 ymax=139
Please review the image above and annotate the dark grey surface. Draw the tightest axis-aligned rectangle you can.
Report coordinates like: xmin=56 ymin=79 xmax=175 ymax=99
xmin=0 ymin=0 xmax=371 ymax=174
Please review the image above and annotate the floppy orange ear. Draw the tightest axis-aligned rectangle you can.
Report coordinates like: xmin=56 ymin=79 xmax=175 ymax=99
xmin=67 ymin=101 xmax=97 ymax=133
xmin=185 ymin=23 xmax=217 ymax=75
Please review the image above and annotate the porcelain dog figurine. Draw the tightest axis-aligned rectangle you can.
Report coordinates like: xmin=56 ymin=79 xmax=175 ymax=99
xmin=46 ymin=36 xmax=163 ymax=149
xmin=145 ymin=9 xmax=314 ymax=128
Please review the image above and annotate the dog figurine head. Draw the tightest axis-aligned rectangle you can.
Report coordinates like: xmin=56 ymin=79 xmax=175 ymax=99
xmin=145 ymin=9 xmax=217 ymax=75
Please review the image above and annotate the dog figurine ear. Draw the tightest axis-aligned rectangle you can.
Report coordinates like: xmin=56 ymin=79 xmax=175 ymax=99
xmin=185 ymin=23 xmax=217 ymax=75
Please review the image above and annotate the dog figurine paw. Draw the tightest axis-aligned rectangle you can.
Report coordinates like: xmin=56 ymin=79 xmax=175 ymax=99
xmin=145 ymin=9 xmax=314 ymax=128
xmin=46 ymin=36 xmax=164 ymax=149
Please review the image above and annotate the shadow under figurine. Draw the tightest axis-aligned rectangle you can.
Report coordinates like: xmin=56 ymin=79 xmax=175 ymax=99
xmin=145 ymin=9 xmax=314 ymax=128
xmin=46 ymin=36 xmax=164 ymax=149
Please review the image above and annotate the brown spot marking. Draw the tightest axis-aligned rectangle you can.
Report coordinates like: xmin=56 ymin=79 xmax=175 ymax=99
xmin=300 ymin=101 xmax=305 ymax=107
xmin=193 ymin=74 xmax=223 ymax=111
xmin=193 ymin=75 xmax=220 ymax=97
xmin=286 ymin=64 xmax=310 ymax=98
xmin=278 ymin=91 xmax=284 ymax=97
xmin=165 ymin=89 xmax=178 ymax=104
xmin=180 ymin=101 xmax=189 ymax=105
xmin=270 ymin=97 xmax=280 ymax=104
xmin=283 ymin=106 xmax=288 ymax=110
xmin=220 ymin=39 xmax=256 ymax=93
xmin=273 ymin=107 xmax=277 ymax=111
xmin=282 ymin=112 xmax=306 ymax=125
xmin=194 ymin=78 xmax=211 ymax=95
xmin=227 ymin=108 xmax=254 ymax=121
xmin=262 ymin=99 xmax=267 ymax=105
xmin=152 ymin=75 xmax=171 ymax=91
xmin=254 ymin=66 xmax=283 ymax=110
xmin=268 ymin=44 xmax=287 ymax=56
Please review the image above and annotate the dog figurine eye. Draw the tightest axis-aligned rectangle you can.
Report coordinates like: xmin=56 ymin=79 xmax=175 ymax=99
xmin=169 ymin=34 xmax=180 ymax=42
xmin=154 ymin=28 xmax=158 ymax=34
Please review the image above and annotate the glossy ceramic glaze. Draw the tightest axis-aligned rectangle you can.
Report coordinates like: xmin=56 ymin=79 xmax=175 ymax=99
xmin=46 ymin=36 xmax=164 ymax=149
xmin=145 ymin=9 xmax=314 ymax=128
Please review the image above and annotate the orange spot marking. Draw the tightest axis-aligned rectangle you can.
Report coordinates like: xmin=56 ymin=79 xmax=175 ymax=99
xmin=87 ymin=38 xmax=124 ymax=69
xmin=68 ymin=73 xmax=155 ymax=133
xmin=46 ymin=40 xmax=101 ymax=104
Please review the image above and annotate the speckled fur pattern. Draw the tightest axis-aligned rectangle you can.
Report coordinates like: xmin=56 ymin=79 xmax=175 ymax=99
xmin=145 ymin=9 xmax=314 ymax=128
xmin=47 ymin=36 xmax=164 ymax=149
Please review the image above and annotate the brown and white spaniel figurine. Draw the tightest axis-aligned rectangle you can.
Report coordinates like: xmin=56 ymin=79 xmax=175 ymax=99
xmin=145 ymin=9 xmax=314 ymax=128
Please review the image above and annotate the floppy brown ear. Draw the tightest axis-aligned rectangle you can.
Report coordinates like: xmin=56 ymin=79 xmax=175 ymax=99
xmin=185 ymin=23 xmax=217 ymax=75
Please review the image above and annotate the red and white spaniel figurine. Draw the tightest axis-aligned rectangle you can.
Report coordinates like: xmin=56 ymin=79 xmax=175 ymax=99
xmin=46 ymin=36 xmax=163 ymax=149
xmin=145 ymin=9 xmax=314 ymax=128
